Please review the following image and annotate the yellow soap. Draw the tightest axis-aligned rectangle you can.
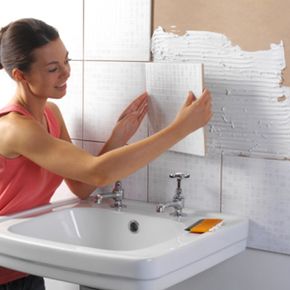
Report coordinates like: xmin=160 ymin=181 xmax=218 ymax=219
xmin=190 ymin=218 xmax=223 ymax=233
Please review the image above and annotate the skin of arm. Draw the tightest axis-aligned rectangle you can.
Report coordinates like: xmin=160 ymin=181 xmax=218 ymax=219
xmin=0 ymin=89 xmax=211 ymax=199
xmin=51 ymin=92 xmax=149 ymax=198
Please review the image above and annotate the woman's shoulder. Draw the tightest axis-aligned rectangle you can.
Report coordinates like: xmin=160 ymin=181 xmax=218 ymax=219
xmin=0 ymin=111 xmax=37 ymax=158
xmin=46 ymin=101 xmax=61 ymax=114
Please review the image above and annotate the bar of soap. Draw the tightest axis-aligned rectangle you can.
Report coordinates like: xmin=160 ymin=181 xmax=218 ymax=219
xmin=188 ymin=218 xmax=224 ymax=233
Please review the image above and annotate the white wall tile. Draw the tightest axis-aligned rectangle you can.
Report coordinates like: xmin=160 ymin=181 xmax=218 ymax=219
xmin=0 ymin=73 xmax=16 ymax=108
xmin=84 ymin=0 xmax=151 ymax=61
xmin=148 ymin=151 xmax=221 ymax=212
xmin=53 ymin=61 xmax=83 ymax=139
xmin=222 ymin=155 xmax=290 ymax=254
xmin=0 ymin=0 xmax=83 ymax=59
xmin=83 ymin=62 xmax=147 ymax=142
xmin=83 ymin=141 xmax=147 ymax=201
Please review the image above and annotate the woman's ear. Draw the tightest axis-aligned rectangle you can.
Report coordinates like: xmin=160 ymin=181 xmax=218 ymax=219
xmin=11 ymin=68 xmax=26 ymax=82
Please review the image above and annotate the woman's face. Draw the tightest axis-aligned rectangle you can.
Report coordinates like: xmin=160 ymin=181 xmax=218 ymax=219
xmin=23 ymin=38 xmax=71 ymax=99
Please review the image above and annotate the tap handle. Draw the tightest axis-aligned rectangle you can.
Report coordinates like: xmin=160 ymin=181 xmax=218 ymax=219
xmin=113 ymin=180 xmax=123 ymax=191
xmin=169 ymin=172 xmax=190 ymax=195
xmin=169 ymin=173 xmax=190 ymax=180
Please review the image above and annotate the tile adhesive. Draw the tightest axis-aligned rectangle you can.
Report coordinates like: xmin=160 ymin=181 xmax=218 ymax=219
xmin=151 ymin=27 xmax=290 ymax=156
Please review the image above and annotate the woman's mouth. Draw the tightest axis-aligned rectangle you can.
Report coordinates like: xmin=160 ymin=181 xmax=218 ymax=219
xmin=55 ymin=82 xmax=67 ymax=90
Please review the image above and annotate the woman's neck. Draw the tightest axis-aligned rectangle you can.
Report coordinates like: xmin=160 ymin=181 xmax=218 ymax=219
xmin=11 ymin=85 xmax=47 ymax=124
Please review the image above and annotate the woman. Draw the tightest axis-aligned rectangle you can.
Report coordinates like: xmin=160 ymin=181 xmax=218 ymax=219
xmin=0 ymin=18 xmax=212 ymax=289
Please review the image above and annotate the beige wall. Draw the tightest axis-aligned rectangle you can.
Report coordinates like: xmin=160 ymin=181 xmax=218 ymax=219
xmin=153 ymin=0 xmax=290 ymax=85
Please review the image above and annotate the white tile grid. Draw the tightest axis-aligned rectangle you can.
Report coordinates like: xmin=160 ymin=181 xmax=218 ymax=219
xmin=222 ymin=155 xmax=290 ymax=255
xmin=0 ymin=73 xmax=16 ymax=108
xmin=148 ymin=151 xmax=221 ymax=212
xmin=84 ymin=0 xmax=151 ymax=61
xmin=83 ymin=141 xmax=148 ymax=201
xmin=53 ymin=61 xmax=83 ymax=139
xmin=145 ymin=63 xmax=205 ymax=156
xmin=83 ymin=62 xmax=147 ymax=143
xmin=0 ymin=0 xmax=83 ymax=60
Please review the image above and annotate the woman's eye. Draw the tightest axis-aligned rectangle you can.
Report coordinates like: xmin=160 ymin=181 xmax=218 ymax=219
xmin=48 ymin=67 xmax=58 ymax=73
xmin=65 ymin=58 xmax=71 ymax=65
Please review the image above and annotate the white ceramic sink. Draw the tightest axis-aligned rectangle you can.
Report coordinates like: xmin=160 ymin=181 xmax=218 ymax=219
xmin=9 ymin=207 xmax=185 ymax=251
xmin=0 ymin=198 xmax=248 ymax=290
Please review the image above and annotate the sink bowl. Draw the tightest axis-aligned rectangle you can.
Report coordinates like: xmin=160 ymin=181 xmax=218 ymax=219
xmin=9 ymin=207 xmax=185 ymax=251
xmin=0 ymin=198 xmax=248 ymax=290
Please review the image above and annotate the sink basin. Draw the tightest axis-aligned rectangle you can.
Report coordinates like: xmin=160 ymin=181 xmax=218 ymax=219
xmin=0 ymin=198 xmax=248 ymax=290
xmin=9 ymin=207 xmax=185 ymax=251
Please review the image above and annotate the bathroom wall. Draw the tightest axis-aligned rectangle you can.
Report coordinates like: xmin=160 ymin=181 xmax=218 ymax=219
xmin=152 ymin=1 xmax=290 ymax=290
xmin=1 ymin=1 xmax=290 ymax=289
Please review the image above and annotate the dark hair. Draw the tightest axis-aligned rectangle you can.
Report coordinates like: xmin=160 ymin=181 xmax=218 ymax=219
xmin=0 ymin=18 xmax=59 ymax=77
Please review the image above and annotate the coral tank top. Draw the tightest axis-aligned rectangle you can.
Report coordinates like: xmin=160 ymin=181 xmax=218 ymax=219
xmin=0 ymin=104 xmax=63 ymax=284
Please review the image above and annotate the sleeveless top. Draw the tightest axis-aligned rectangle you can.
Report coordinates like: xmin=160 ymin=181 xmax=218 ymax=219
xmin=0 ymin=104 xmax=63 ymax=284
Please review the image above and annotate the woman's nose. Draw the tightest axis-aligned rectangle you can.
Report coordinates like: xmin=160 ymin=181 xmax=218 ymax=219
xmin=61 ymin=64 xmax=71 ymax=78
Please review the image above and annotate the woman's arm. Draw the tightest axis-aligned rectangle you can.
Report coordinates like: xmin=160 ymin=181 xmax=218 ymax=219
xmin=48 ymin=92 xmax=148 ymax=198
xmin=2 ymin=89 xmax=211 ymax=199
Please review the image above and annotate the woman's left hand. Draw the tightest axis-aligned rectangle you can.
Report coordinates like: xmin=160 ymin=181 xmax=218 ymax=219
xmin=110 ymin=92 xmax=148 ymax=148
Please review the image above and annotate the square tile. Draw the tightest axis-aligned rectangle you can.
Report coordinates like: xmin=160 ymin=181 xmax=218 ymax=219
xmin=83 ymin=62 xmax=147 ymax=142
xmin=148 ymin=151 xmax=221 ymax=212
xmin=84 ymin=0 xmax=151 ymax=61
xmin=222 ymin=155 xmax=290 ymax=254
xmin=0 ymin=0 xmax=83 ymax=59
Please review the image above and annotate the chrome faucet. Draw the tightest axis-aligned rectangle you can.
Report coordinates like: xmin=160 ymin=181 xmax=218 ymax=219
xmin=94 ymin=181 xmax=126 ymax=209
xmin=156 ymin=173 xmax=190 ymax=217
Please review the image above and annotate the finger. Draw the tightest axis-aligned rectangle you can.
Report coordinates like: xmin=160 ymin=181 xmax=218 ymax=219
xmin=199 ymin=88 xmax=211 ymax=104
xmin=182 ymin=91 xmax=195 ymax=108
xmin=137 ymin=103 xmax=148 ymax=122
xmin=189 ymin=91 xmax=197 ymax=102
xmin=118 ymin=92 xmax=148 ymax=121
xmin=134 ymin=92 xmax=148 ymax=109
xmin=132 ymin=92 xmax=148 ymax=108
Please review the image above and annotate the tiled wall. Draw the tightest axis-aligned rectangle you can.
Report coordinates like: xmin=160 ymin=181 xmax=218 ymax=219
xmin=151 ymin=27 xmax=290 ymax=257
xmin=1 ymin=0 xmax=290 ymax=258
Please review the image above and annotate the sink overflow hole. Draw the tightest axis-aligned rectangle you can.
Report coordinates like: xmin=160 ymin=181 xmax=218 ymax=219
xmin=128 ymin=220 xmax=139 ymax=233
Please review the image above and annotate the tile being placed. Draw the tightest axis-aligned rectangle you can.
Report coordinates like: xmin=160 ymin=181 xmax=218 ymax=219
xmin=53 ymin=61 xmax=83 ymax=139
xmin=222 ymin=155 xmax=290 ymax=255
xmin=0 ymin=0 xmax=83 ymax=59
xmin=83 ymin=141 xmax=147 ymax=201
xmin=148 ymin=151 xmax=221 ymax=212
xmin=84 ymin=0 xmax=151 ymax=61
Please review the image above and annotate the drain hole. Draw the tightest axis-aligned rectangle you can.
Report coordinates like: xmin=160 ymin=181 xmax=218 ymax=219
xmin=128 ymin=220 xmax=139 ymax=233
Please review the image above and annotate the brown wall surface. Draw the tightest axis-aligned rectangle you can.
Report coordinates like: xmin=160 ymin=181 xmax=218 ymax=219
xmin=153 ymin=0 xmax=290 ymax=85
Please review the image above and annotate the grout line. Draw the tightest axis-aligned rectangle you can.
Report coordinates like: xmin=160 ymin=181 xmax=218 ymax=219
xmin=81 ymin=0 xmax=85 ymax=148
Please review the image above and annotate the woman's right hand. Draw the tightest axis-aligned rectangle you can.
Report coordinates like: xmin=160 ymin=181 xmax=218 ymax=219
xmin=173 ymin=89 xmax=212 ymax=137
